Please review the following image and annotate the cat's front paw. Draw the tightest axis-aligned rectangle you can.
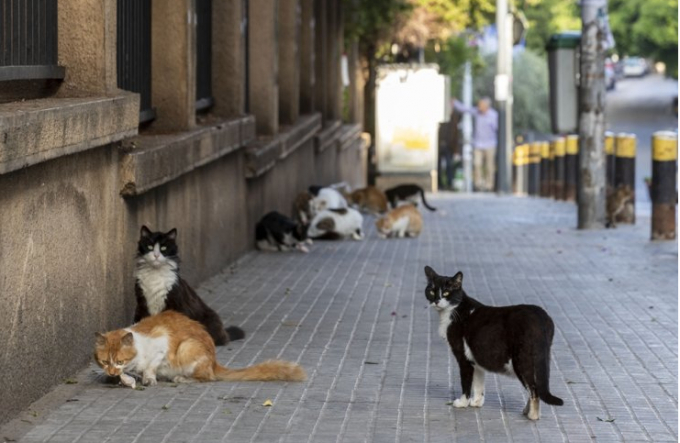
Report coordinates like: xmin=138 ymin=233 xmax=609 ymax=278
xmin=305 ymin=238 xmax=314 ymax=245
xmin=470 ymin=395 xmax=485 ymax=407
xmin=142 ymin=376 xmax=157 ymax=386
xmin=452 ymin=395 xmax=470 ymax=408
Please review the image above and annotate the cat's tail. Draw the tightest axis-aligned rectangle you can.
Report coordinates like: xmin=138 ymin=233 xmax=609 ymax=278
xmin=418 ymin=188 xmax=437 ymax=211
xmin=225 ymin=326 xmax=245 ymax=341
xmin=214 ymin=360 xmax=306 ymax=382
xmin=535 ymin=345 xmax=564 ymax=406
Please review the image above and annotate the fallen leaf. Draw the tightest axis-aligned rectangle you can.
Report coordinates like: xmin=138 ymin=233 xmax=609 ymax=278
xmin=364 ymin=361 xmax=379 ymax=365
xmin=401 ymin=315 xmax=407 ymax=318
xmin=597 ymin=416 xmax=615 ymax=423
xmin=134 ymin=386 xmax=146 ymax=391
xmin=445 ymin=401 xmax=454 ymax=406
xmin=65 ymin=399 xmax=79 ymax=402
xmin=262 ymin=399 xmax=273 ymax=407
xmin=161 ymin=405 xmax=170 ymax=410
xmin=391 ymin=312 xmax=397 ymax=316
xmin=63 ymin=379 xmax=78 ymax=385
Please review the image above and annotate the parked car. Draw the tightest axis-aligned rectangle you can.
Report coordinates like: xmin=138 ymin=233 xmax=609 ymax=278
xmin=605 ymin=58 xmax=616 ymax=90
xmin=623 ymin=57 xmax=649 ymax=77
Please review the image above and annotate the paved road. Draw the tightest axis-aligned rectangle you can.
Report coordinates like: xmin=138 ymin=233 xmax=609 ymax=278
xmin=606 ymin=73 xmax=678 ymax=207
xmin=4 ymin=194 xmax=677 ymax=442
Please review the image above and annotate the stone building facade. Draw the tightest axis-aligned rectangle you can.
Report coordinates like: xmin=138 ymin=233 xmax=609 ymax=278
xmin=0 ymin=0 xmax=365 ymax=425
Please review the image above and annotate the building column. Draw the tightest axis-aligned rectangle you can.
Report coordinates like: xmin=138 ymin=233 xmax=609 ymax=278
xmin=313 ymin=0 xmax=327 ymax=122
xmin=248 ymin=0 xmax=279 ymax=135
xmin=278 ymin=0 xmax=301 ymax=125
xmin=151 ymin=0 xmax=195 ymax=131
xmin=57 ymin=0 xmax=117 ymax=95
xmin=324 ymin=0 xmax=341 ymax=121
xmin=347 ymin=40 xmax=364 ymax=125
xmin=299 ymin=0 xmax=315 ymax=114
xmin=212 ymin=0 xmax=247 ymax=118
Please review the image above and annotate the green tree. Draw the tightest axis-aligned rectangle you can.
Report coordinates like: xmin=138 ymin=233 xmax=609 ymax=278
xmin=519 ymin=0 xmax=580 ymax=55
xmin=609 ymin=0 xmax=678 ymax=77
xmin=473 ymin=50 xmax=551 ymax=135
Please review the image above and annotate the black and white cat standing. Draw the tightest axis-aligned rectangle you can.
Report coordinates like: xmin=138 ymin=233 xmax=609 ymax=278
xmin=424 ymin=266 xmax=563 ymax=420
xmin=134 ymin=226 xmax=244 ymax=346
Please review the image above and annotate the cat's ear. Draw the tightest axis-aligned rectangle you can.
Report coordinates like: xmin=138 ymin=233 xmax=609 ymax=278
xmin=424 ymin=266 xmax=437 ymax=281
xmin=94 ymin=332 xmax=106 ymax=346
xmin=140 ymin=225 xmax=152 ymax=238
xmin=452 ymin=271 xmax=463 ymax=288
xmin=121 ymin=332 xmax=134 ymax=346
xmin=166 ymin=228 xmax=177 ymax=241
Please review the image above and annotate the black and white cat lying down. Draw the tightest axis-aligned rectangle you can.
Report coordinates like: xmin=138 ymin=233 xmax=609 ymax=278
xmin=256 ymin=211 xmax=311 ymax=252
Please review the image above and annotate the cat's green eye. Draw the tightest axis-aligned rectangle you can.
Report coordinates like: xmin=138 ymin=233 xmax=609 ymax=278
xmin=147 ymin=245 xmax=153 ymax=250
xmin=429 ymin=291 xmax=435 ymax=296
xmin=102 ymin=360 xmax=109 ymax=365
xmin=116 ymin=361 xmax=124 ymax=365
xmin=443 ymin=292 xmax=450 ymax=296
xmin=160 ymin=246 xmax=167 ymax=251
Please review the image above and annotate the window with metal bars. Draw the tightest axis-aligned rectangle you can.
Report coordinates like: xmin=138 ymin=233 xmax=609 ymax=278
xmin=0 ymin=0 xmax=65 ymax=81
xmin=195 ymin=0 xmax=213 ymax=111
xmin=116 ymin=0 xmax=155 ymax=124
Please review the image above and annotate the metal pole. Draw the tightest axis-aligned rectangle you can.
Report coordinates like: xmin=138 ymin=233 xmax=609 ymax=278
xmin=495 ymin=0 xmax=511 ymax=193
xmin=577 ymin=0 xmax=608 ymax=228
xmin=462 ymin=61 xmax=473 ymax=193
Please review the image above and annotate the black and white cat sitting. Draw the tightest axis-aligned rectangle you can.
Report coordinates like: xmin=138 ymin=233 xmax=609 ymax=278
xmin=256 ymin=211 xmax=311 ymax=253
xmin=424 ymin=266 xmax=563 ymax=420
xmin=134 ymin=226 xmax=244 ymax=346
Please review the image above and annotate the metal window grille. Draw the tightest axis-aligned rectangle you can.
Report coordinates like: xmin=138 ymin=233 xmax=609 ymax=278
xmin=117 ymin=0 xmax=155 ymax=124
xmin=195 ymin=0 xmax=213 ymax=111
xmin=0 ymin=0 xmax=65 ymax=81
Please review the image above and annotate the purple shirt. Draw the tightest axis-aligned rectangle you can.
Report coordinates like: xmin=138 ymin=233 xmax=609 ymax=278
xmin=454 ymin=100 xmax=499 ymax=150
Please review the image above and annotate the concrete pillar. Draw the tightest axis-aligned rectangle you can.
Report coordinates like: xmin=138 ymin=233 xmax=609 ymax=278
xmin=278 ymin=0 xmax=301 ymax=125
xmin=57 ymin=0 xmax=117 ymax=96
xmin=151 ymin=0 xmax=196 ymax=131
xmin=313 ymin=0 xmax=327 ymax=121
xmin=347 ymin=40 xmax=364 ymax=125
xmin=248 ymin=0 xmax=279 ymax=135
xmin=212 ymin=0 xmax=247 ymax=118
xmin=325 ymin=0 xmax=341 ymax=121
xmin=299 ymin=0 xmax=315 ymax=114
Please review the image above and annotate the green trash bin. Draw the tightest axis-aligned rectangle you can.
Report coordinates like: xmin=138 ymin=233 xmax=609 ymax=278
xmin=546 ymin=32 xmax=580 ymax=134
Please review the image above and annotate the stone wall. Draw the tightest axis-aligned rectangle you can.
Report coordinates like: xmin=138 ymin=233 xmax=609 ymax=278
xmin=0 ymin=0 xmax=365 ymax=426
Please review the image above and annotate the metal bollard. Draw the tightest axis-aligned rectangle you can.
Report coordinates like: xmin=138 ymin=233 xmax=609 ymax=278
xmin=651 ymin=131 xmax=677 ymax=240
xmin=528 ymin=142 xmax=541 ymax=196
xmin=564 ymin=134 xmax=578 ymax=202
xmin=614 ymin=133 xmax=636 ymax=224
xmin=605 ymin=131 xmax=615 ymax=188
xmin=512 ymin=144 xmax=529 ymax=195
xmin=552 ymin=137 xmax=566 ymax=200
xmin=540 ymin=141 xmax=552 ymax=197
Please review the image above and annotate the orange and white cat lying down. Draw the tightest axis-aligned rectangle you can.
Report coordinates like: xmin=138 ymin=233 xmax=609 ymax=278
xmin=94 ymin=310 xmax=306 ymax=388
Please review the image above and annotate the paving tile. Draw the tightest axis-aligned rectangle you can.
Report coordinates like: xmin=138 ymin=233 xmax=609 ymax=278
xmin=14 ymin=194 xmax=678 ymax=443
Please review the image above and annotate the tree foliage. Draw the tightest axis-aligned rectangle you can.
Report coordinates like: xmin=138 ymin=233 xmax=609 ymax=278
xmin=609 ymin=0 xmax=678 ymax=77
xmin=519 ymin=0 xmax=580 ymax=55
xmin=473 ymin=50 xmax=551 ymax=135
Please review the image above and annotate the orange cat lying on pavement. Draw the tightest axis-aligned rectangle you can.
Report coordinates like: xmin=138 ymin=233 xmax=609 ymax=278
xmin=94 ymin=310 xmax=306 ymax=387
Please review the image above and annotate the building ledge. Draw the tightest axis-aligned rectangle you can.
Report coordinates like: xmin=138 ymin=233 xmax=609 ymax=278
xmin=119 ymin=115 xmax=255 ymax=197
xmin=337 ymin=123 xmax=362 ymax=151
xmin=245 ymin=113 xmax=322 ymax=179
xmin=314 ymin=120 xmax=342 ymax=153
xmin=0 ymin=93 xmax=139 ymax=175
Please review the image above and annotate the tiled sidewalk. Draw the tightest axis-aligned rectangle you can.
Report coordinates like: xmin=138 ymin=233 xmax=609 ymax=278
xmin=10 ymin=194 xmax=678 ymax=442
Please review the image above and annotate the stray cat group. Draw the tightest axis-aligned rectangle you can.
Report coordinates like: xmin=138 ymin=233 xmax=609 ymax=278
xmin=94 ymin=183 xmax=562 ymax=421
xmin=256 ymin=182 xmax=435 ymax=251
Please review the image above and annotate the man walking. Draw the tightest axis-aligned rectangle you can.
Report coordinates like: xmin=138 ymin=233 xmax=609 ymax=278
xmin=453 ymin=97 xmax=499 ymax=192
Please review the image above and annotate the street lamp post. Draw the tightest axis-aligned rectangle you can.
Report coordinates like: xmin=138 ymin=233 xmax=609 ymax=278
xmin=495 ymin=0 xmax=512 ymax=194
